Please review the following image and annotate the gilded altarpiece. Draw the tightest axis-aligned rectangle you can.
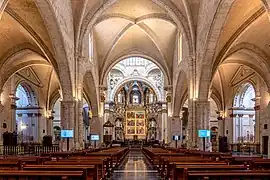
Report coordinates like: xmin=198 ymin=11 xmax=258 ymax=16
xmin=125 ymin=110 xmax=146 ymax=139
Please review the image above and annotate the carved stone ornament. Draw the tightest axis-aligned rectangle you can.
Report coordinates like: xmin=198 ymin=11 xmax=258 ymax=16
xmin=166 ymin=95 xmax=171 ymax=103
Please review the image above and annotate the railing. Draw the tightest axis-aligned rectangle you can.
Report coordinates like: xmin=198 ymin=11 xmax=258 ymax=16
xmin=0 ymin=144 xmax=60 ymax=155
xmin=230 ymin=143 xmax=260 ymax=155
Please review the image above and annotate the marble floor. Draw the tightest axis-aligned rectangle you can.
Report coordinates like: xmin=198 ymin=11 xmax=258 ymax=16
xmin=110 ymin=148 xmax=161 ymax=180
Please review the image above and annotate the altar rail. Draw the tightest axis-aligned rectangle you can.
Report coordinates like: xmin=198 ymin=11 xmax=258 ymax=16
xmin=0 ymin=145 xmax=60 ymax=155
xmin=230 ymin=143 xmax=260 ymax=155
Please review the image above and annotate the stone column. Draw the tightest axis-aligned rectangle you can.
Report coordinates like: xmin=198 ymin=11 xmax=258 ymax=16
xmin=60 ymin=100 xmax=75 ymax=151
xmin=74 ymin=100 xmax=84 ymax=150
xmin=238 ymin=114 xmax=244 ymax=142
xmin=78 ymin=100 xmax=84 ymax=149
xmin=9 ymin=95 xmax=17 ymax=132
xmin=161 ymin=102 xmax=168 ymax=143
xmin=187 ymin=99 xmax=196 ymax=148
xmin=249 ymin=114 xmax=255 ymax=142
xmin=164 ymin=86 xmax=172 ymax=144
xmin=157 ymin=109 xmax=162 ymax=141
xmin=27 ymin=113 xmax=34 ymax=141
xmin=195 ymin=100 xmax=210 ymax=150
xmin=36 ymin=113 xmax=43 ymax=142
xmin=46 ymin=110 xmax=53 ymax=136
xmin=99 ymin=86 xmax=107 ymax=142
xmin=228 ymin=111 xmax=235 ymax=144
xmin=103 ymin=103 xmax=110 ymax=140
xmin=47 ymin=115 xmax=53 ymax=136
xmin=218 ymin=115 xmax=224 ymax=137
xmin=254 ymin=100 xmax=260 ymax=144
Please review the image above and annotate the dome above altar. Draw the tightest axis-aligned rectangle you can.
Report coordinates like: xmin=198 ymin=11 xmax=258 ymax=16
xmin=107 ymin=56 xmax=165 ymax=102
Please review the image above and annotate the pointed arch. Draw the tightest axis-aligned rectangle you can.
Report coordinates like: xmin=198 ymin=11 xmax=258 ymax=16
xmin=35 ymin=0 xmax=74 ymax=100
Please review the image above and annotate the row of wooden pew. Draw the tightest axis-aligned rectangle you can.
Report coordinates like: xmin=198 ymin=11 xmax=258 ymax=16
xmin=142 ymin=147 xmax=270 ymax=180
xmin=0 ymin=147 xmax=129 ymax=179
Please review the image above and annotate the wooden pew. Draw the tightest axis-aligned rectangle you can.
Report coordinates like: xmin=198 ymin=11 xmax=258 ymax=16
xmin=174 ymin=165 xmax=247 ymax=180
xmin=0 ymin=170 xmax=84 ymax=180
xmin=44 ymin=160 xmax=106 ymax=179
xmin=187 ymin=170 xmax=270 ymax=180
xmin=23 ymin=164 xmax=96 ymax=180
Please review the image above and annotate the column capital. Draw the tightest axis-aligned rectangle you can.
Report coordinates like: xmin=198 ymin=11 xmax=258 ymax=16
xmin=195 ymin=100 xmax=210 ymax=107
xmin=238 ymin=114 xmax=244 ymax=117
xmin=17 ymin=113 xmax=23 ymax=117
xmin=99 ymin=85 xmax=107 ymax=92
xmin=27 ymin=113 xmax=34 ymax=117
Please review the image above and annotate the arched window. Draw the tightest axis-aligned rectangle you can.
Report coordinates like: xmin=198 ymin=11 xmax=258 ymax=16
xmin=16 ymin=84 xmax=29 ymax=107
xmin=233 ymin=83 xmax=255 ymax=143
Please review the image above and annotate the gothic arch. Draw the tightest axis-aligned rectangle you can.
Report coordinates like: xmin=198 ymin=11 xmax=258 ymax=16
xmin=198 ymin=0 xmax=236 ymax=101
xmin=15 ymin=81 xmax=38 ymax=107
xmin=173 ymin=70 xmax=188 ymax=117
xmin=83 ymin=70 xmax=99 ymax=117
xmin=34 ymin=0 xmax=74 ymax=101
xmin=101 ymin=53 xmax=170 ymax=86
xmin=221 ymin=43 xmax=270 ymax=91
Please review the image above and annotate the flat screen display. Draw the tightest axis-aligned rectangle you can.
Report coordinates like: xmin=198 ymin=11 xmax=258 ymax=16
xmin=61 ymin=130 xmax=73 ymax=138
xmin=91 ymin=135 xmax=100 ymax=141
xmin=173 ymin=135 xmax=181 ymax=141
xmin=198 ymin=130 xmax=210 ymax=138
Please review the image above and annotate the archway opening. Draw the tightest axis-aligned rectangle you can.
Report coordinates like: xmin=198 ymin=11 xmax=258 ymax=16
xmin=16 ymin=83 xmax=39 ymax=143
xmin=105 ymin=56 xmax=164 ymax=142
xmin=233 ymin=83 xmax=255 ymax=143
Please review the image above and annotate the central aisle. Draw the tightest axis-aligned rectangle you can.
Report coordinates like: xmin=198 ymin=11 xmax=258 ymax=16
xmin=110 ymin=148 xmax=161 ymax=180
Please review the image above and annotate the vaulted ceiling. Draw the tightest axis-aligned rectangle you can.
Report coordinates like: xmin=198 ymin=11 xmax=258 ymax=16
xmin=1 ymin=0 xmax=270 ymax=110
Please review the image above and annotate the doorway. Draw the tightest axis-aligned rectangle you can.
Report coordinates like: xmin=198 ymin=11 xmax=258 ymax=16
xmin=262 ymin=136 xmax=268 ymax=155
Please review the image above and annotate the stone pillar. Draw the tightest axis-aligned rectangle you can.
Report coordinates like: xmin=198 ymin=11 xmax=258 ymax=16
xmin=60 ymin=100 xmax=75 ymax=151
xmin=238 ymin=114 xmax=244 ymax=142
xmin=99 ymin=86 xmax=107 ymax=143
xmin=228 ymin=111 xmax=235 ymax=144
xmin=47 ymin=115 xmax=53 ymax=136
xmin=161 ymin=102 xmax=168 ymax=143
xmin=218 ymin=115 xmax=224 ymax=137
xmin=162 ymin=86 xmax=173 ymax=143
xmin=254 ymin=100 xmax=261 ymax=144
xmin=46 ymin=110 xmax=53 ymax=136
xmin=74 ymin=100 xmax=84 ymax=150
xmin=10 ymin=95 xmax=17 ymax=132
xmin=157 ymin=110 xmax=162 ymax=141
xmin=195 ymin=100 xmax=210 ymax=150
xmin=27 ymin=113 xmax=33 ymax=141
xmin=103 ymin=103 xmax=110 ymax=141
xmin=36 ymin=112 xmax=43 ymax=142
xmin=78 ymin=100 xmax=84 ymax=149
xmin=187 ymin=99 xmax=196 ymax=148
xmin=249 ymin=114 xmax=255 ymax=142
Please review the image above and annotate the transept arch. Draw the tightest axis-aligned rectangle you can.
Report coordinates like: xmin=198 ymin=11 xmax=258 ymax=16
xmin=110 ymin=77 xmax=162 ymax=102
xmin=101 ymin=53 xmax=170 ymax=86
